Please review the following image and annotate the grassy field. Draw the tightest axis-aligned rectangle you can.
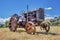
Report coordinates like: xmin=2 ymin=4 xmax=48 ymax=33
xmin=0 ymin=26 xmax=60 ymax=40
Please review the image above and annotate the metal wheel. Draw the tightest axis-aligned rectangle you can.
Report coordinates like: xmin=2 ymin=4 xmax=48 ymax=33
xmin=45 ymin=25 xmax=50 ymax=33
xmin=25 ymin=22 xmax=36 ymax=34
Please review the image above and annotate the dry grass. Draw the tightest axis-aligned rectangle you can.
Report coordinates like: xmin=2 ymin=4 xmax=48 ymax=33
xmin=0 ymin=26 xmax=60 ymax=40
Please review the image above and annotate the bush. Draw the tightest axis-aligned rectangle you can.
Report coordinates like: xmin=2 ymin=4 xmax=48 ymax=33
xmin=0 ymin=24 xmax=4 ymax=28
xmin=0 ymin=20 xmax=9 ymax=28
xmin=51 ymin=20 xmax=60 ymax=25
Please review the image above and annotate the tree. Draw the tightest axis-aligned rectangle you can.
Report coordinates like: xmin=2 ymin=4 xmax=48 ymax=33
xmin=3 ymin=20 xmax=9 ymax=28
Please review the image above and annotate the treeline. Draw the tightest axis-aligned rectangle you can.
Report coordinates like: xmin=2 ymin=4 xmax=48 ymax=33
xmin=50 ymin=16 xmax=60 ymax=26
xmin=0 ymin=20 xmax=9 ymax=28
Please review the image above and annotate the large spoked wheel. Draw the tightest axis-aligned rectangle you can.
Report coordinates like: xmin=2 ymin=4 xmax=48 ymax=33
xmin=25 ymin=22 xmax=36 ymax=34
xmin=9 ymin=23 xmax=17 ymax=32
xmin=9 ymin=25 xmax=12 ymax=31
xmin=9 ymin=26 xmax=17 ymax=32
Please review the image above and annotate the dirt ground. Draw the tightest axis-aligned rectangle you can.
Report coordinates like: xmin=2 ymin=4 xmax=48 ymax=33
xmin=0 ymin=26 xmax=60 ymax=40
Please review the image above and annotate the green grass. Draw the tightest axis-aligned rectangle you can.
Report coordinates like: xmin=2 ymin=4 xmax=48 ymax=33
xmin=0 ymin=26 xmax=60 ymax=40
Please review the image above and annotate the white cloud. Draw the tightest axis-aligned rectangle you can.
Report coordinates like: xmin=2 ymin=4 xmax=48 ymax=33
xmin=45 ymin=14 xmax=54 ymax=20
xmin=0 ymin=17 xmax=10 ymax=24
xmin=45 ymin=17 xmax=54 ymax=20
xmin=45 ymin=14 xmax=51 ymax=17
xmin=45 ymin=7 xmax=52 ymax=10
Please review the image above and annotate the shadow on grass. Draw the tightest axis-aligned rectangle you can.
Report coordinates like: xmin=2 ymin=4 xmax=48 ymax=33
xmin=36 ymin=32 xmax=60 ymax=35
xmin=16 ymin=30 xmax=25 ymax=33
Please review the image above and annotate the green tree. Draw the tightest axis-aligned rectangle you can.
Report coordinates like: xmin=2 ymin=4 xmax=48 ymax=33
xmin=3 ymin=20 xmax=9 ymax=28
xmin=0 ymin=24 xmax=4 ymax=28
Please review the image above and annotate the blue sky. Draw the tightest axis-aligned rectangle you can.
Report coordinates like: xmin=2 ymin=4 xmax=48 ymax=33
xmin=0 ymin=0 xmax=60 ymax=18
